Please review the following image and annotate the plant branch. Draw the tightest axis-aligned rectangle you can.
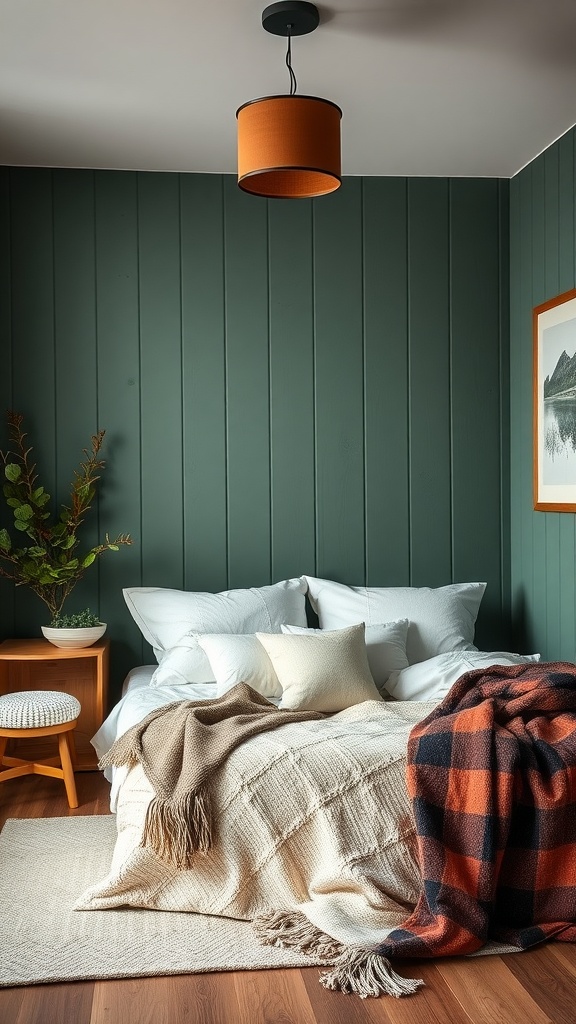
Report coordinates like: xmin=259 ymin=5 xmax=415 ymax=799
xmin=0 ymin=412 xmax=133 ymax=620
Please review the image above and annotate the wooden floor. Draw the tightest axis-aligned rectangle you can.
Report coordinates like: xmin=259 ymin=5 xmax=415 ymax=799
xmin=1 ymin=773 xmax=575 ymax=1024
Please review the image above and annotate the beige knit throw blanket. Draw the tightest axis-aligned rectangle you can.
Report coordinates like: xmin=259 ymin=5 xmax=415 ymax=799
xmin=99 ymin=682 xmax=324 ymax=869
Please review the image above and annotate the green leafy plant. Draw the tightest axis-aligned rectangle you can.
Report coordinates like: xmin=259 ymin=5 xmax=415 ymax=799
xmin=0 ymin=411 xmax=132 ymax=620
xmin=48 ymin=608 xmax=102 ymax=629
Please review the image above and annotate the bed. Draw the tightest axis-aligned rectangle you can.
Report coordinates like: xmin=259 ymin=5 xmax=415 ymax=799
xmin=79 ymin=575 xmax=575 ymax=998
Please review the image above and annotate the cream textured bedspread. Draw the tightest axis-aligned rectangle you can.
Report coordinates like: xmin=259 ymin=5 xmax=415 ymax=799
xmin=76 ymin=699 xmax=437 ymax=948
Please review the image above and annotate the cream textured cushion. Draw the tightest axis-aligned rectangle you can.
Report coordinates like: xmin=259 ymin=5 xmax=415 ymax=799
xmin=304 ymin=576 xmax=486 ymax=665
xmin=256 ymin=623 xmax=383 ymax=712
xmin=281 ymin=619 xmax=409 ymax=694
xmin=384 ymin=650 xmax=541 ymax=702
xmin=196 ymin=634 xmax=281 ymax=699
xmin=124 ymin=578 xmax=308 ymax=683
xmin=0 ymin=690 xmax=81 ymax=729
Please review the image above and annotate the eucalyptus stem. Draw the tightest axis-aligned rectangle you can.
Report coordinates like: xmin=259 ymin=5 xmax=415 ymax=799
xmin=0 ymin=411 xmax=132 ymax=620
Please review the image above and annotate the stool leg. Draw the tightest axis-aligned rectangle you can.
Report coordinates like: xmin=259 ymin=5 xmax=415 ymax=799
xmin=67 ymin=728 xmax=78 ymax=769
xmin=58 ymin=732 xmax=79 ymax=809
xmin=0 ymin=736 xmax=7 ymax=766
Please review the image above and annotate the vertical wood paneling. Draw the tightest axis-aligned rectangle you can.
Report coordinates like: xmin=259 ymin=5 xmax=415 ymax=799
xmin=450 ymin=178 xmax=505 ymax=647
xmin=0 ymin=169 xmax=14 ymax=636
xmin=9 ymin=169 xmax=57 ymax=637
xmin=498 ymin=180 xmax=511 ymax=642
xmin=268 ymin=199 xmax=316 ymax=582
xmin=543 ymin=147 xmax=561 ymax=657
xmin=508 ymin=128 xmax=576 ymax=659
xmin=95 ymin=170 xmax=144 ymax=688
xmin=223 ymin=177 xmax=271 ymax=588
xmin=509 ymin=173 xmax=524 ymax=649
xmin=138 ymin=173 xmax=184 ymax=591
xmin=362 ymin=177 xmax=410 ymax=586
xmin=408 ymin=179 xmax=452 ymax=586
xmin=510 ymin=126 xmax=576 ymax=662
xmin=530 ymin=156 xmax=548 ymax=654
xmin=314 ymin=179 xmax=365 ymax=584
xmin=559 ymin=133 xmax=575 ymax=289
xmin=53 ymin=170 xmax=99 ymax=616
xmin=557 ymin=133 xmax=576 ymax=661
xmin=180 ymin=174 xmax=227 ymax=593
xmin=544 ymin=147 xmax=560 ymax=295
xmin=1 ymin=167 xmax=510 ymax=671
xmin=519 ymin=167 xmax=536 ymax=651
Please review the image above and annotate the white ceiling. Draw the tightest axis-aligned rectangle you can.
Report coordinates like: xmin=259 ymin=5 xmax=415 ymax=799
xmin=1 ymin=0 xmax=576 ymax=178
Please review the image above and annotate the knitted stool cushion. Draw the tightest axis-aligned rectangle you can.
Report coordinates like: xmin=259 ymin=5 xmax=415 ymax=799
xmin=0 ymin=690 xmax=81 ymax=729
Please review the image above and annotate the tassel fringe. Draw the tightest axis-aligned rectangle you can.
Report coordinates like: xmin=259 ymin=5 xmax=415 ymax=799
xmin=253 ymin=909 xmax=424 ymax=999
xmin=319 ymin=948 xmax=424 ymax=999
xmin=99 ymin=741 xmax=139 ymax=771
xmin=141 ymin=789 xmax=212 ymax=868
xmin=253 ymin=909 xmax=343 ymax=960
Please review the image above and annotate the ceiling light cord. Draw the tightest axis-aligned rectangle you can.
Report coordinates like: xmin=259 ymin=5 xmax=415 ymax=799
xmin=285 ymin=29 xmax=297 ymax=95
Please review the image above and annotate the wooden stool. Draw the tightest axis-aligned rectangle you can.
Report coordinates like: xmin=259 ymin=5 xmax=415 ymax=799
xmin=0 ymin=690 xmax=81 ymax=808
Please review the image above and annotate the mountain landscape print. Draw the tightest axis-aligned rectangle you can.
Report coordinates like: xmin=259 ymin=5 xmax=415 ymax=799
xmin=534 ymin=291 xmax=576 ymax=511
xmin=544 ymin=348 xmax=576 ymax=399
xmin=542 ymin=344 xmax=576 ymax=482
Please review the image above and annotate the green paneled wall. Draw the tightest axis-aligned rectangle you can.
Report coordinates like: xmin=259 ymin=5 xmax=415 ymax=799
xmin=509 ymin=128 xmax=576 ymax=660
xmin=0 ymin=169 xmax=509 ymax=698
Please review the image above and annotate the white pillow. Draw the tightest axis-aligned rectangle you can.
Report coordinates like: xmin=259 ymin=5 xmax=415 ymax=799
xmin=304 ymin=576 xmax=486 ymax=665
xmin=256 ymin=623 xmax=383 ymax=713
xmin=196 ymin=634 xmax=281 ymax=699
xmin=148 ymin=634 xmax=216 ymax=688
xmin=123 ymin=577 xmax=308 ymax=675
xmin=281 ymin=619 xmax=409 ymax=693
xmin=384 ymin=650 xmax=541 ymax=702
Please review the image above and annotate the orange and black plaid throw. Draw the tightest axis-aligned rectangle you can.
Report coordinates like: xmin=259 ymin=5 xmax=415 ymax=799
xmin=376 ymin=660 xmax=576 ymax=960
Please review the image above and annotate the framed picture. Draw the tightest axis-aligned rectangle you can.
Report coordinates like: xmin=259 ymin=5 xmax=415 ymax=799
xmin=534 ymin=287 xmax=576 ymax=511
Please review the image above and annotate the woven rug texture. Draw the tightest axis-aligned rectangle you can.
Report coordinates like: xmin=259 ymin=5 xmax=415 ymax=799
xmin=0 ymin=815 xmax=324 ymax=988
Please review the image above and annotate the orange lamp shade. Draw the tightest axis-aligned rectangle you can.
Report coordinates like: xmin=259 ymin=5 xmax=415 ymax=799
xmin=237 ymin=94 xmax=342 ymax=198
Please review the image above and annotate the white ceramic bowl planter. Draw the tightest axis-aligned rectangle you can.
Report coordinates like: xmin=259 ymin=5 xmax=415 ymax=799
xmin=41 ymin=624 xmax=107 ymax=650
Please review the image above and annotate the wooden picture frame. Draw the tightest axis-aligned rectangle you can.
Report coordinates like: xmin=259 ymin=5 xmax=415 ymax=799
xmin=533 ymin=287 xmax=576 ymax=511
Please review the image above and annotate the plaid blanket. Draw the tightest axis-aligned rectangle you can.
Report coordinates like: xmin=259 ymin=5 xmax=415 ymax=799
xmin=374 ymin=660 xmax=576 ymax=964
xmin=260 ymin=661 xmax=576 ymax=997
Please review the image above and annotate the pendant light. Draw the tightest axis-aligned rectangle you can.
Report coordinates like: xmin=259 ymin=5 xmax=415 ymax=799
xmin=237 ymin=1 xmax=342 ymax=199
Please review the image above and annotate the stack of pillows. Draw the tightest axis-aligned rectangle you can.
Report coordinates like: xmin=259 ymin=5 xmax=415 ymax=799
xmin=123 ymin=577 xmax=539 ymax=714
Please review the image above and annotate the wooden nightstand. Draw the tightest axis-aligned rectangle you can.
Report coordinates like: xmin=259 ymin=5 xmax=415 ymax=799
xmin=0 ymin=638 xmax=109 ymax=770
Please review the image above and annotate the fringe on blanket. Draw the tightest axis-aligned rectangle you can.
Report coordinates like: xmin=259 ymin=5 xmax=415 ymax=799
xmin=142 ymin=790 xmax=212 ymax=868
xmin=99 ymin=737 xmax=213 ymax=868
xmin=253 ymin=909 xmax=342 ymax=960
xmin=253 ymin=909 xmax=424 ymax=999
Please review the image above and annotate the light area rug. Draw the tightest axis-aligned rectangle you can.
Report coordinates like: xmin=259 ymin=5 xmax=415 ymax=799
xmin=0 ymin=815 xmax=326 ymax=988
